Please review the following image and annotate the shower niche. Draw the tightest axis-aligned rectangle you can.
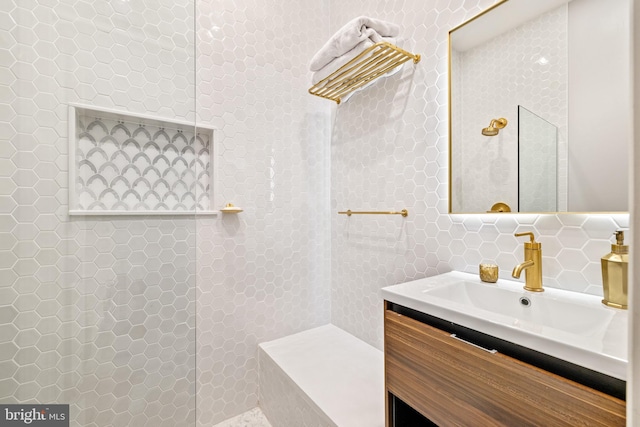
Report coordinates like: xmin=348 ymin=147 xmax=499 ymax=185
xmin=68 ymin=105 xmax=217 ymax=215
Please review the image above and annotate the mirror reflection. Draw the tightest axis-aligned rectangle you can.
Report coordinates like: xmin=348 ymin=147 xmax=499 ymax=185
xmin=519 ymin=106 xmax=558 ymax=212
xmin=449 ymin=0 xmax=630 ymax=213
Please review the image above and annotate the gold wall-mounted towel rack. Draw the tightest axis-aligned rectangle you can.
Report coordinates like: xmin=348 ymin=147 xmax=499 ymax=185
xmin=338 ymin=209 xmax=408 ymax=217
xmin=309 ymin=42 xmax=421 ymax=104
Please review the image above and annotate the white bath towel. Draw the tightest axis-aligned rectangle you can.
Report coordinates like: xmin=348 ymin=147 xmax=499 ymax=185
xmin=309 ymin=16 xmax=400 ymax=72
xmin=311 ymin=37 xmax=396 ymax=85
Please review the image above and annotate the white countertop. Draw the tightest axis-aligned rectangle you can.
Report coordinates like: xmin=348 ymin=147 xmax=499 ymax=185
xmin=381 ymin=271 xmax=628 ymax=381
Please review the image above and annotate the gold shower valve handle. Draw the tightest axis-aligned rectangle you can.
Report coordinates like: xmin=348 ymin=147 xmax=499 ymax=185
xmin=487 ymin=202 xmax=511 ymax=213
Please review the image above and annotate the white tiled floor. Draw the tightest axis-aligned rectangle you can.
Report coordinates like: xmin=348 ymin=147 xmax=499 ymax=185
xmin=212 ymin=407 xmax=273 ymax=427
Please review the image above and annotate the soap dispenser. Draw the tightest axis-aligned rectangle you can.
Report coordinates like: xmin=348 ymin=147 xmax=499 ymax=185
xmin=601 ymin=230 xmax=628 ymax=309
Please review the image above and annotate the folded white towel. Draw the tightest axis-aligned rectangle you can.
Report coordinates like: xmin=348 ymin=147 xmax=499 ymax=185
xmin=312 ymin=39 xmax=405 ymax=103
xmin=309 ymin=16 xmax=400 ymax=72
xmin=311 ymin=37 xmax=396 ymax=85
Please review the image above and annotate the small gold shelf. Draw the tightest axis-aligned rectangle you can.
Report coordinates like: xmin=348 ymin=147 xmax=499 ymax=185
xmin=221 ymin=203 xmax=243 ymax=214
xmin=309 ymin=42 xmax=421 ymax=104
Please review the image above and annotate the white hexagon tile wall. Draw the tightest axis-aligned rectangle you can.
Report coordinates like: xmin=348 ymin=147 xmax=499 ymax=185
xmin=329 ymin=0 xmax=629 ymax=351
xmin=2 ymin=1 xmax=199 ymax=426
xmin=2 ymin=0 xmax=632 ymax=427
xmin=194 ymin=0 xmax=332 ymax=425
xmin=452 ymin=5 xmax=568 ymax=212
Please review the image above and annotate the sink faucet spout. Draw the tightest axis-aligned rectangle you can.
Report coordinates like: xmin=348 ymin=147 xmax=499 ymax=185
xmin=513 ymin=232 xmax=544 ymax=292
xmin=512 ymin=260 xmax=534 ymax=279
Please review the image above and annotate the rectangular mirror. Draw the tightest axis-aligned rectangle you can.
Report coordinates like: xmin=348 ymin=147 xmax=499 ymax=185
xmin=448 ymin=0 xmax=630 ymax=213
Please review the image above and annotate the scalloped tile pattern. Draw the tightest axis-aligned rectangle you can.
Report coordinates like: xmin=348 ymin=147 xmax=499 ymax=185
xmin=75 ymin=113 xmax=211 ymax=212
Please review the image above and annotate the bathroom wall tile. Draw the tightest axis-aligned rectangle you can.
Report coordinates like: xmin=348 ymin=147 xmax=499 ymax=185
xmin=194 ymin=0 xmax=332 ymax=423
xmin=453 ymin=6 xmax=568 ymax=212
xmin=583 ymin=239 xmax=611 ymax=262
xmin=556 ymin=270 xmax=589 ymax=293
xmin=4 ymin=1 xmax=198 ymax=426
xmin=556 ymin=227 xmax=590 ymax=249
xmin=583 ymin=216 xmax=619 ymax=239
xmin=4 ymin=1 xmax=630 ymax=426
xmin=557 ymin=213 xmax=589 ymax=227
xmin=534 ymin=215 xmax=563 ymax=236
xmin=556 ymin=248 xmax=589 ymax=271
xmin=612 ymin=214 xmax=630 ymax=229
xmin=582 ymin=263 xmax=604 ymax=288
xmin=330 ymin=0 xmax=629 ymax=350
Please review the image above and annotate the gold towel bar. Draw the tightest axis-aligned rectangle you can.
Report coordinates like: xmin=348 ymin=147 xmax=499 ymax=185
xmin=338 ymin=209 xmax=408 ymax=217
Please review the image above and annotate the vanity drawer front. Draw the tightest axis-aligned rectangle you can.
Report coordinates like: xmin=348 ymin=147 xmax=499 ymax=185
xmin=384 ymin=310 xmax=625 ymax=427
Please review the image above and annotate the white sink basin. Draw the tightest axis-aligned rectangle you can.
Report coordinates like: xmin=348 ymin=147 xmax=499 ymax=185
xmin=381 ymin=271 xmax=628 ymax=380
xmin=423 ymin=280 xmax=614 ymax=336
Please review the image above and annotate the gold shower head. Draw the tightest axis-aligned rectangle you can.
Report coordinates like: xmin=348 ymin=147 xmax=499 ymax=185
xmin=481 ymin=118 xmax=508 ymax=136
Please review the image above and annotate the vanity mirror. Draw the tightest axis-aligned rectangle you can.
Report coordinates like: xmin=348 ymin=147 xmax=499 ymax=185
xmin=448 ymin=0 xmax=630 ymax=213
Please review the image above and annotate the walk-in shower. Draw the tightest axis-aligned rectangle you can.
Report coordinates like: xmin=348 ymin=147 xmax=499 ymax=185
xmin=2 ymin=1 xmax=199 ymax=425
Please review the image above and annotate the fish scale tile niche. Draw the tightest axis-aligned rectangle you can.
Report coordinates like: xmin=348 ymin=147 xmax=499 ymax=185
xmin=69 ymin=105 xmax=216 ymax=215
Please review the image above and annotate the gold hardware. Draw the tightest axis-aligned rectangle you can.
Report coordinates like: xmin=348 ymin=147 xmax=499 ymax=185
xmin=481 ymin=118 xmax=508 ymax=136
xmin=487 ymin=202 xmax=511 ymax=213
xmin=338 ymin=209 xmax=408 ymax=217
xmin=512 ymin=232 xmax=543 ymax=292
xmin=601 ymin=230 xmax=628 ymax=309
xmin=309 ymin=42 xmax=421 ymax=104
xmin=479 ymin=263 xmax=499 ymax=283
xmin=221 ymin=203 xmax=243 ymax=213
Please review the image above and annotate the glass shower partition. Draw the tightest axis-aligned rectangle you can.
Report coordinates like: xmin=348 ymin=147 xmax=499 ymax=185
xmin=518 ymin=105 xmax=559 ymax=212
xmin=1 ymin=1 xmax=199 ymax=426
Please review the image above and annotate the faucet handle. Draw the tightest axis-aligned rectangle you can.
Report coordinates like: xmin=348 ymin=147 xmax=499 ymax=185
xmin=514 ymin=232 xmax=536 ymax=242
xmin=515 ymin=232 xmax=541 ymax=248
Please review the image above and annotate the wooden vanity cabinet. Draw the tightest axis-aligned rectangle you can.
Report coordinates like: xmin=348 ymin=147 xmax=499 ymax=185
xmin=384 ymin=303 xmax=626 ymax=427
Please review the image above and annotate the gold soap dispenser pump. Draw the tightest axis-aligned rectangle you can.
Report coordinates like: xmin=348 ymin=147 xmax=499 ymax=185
xmin=601 ymin=230 xmax=629 ymax=309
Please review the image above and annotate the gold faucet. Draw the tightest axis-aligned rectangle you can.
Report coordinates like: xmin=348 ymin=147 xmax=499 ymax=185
xmin=512 ymin=232 xmax=543 ymax=292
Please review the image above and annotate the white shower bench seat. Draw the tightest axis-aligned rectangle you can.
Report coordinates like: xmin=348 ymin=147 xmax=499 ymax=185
xmin=258 ymin=324 xmax=385 ymax=427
